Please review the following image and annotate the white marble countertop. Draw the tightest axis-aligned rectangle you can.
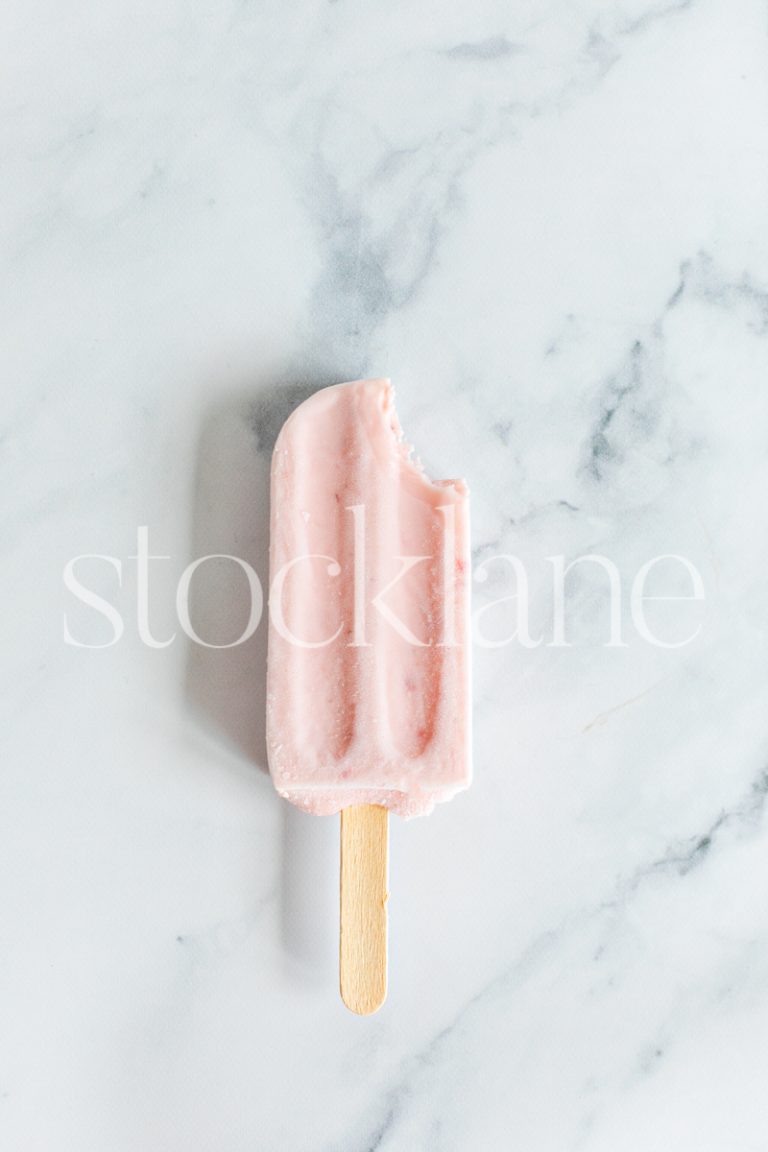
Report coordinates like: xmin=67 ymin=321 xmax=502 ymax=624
xmin=3 ymin=1 xmax=768 ymax=1149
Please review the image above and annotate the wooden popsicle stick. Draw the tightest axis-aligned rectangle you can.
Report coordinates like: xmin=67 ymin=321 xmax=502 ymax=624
xmin=339 ymin=804 xmax=389 ymax=1015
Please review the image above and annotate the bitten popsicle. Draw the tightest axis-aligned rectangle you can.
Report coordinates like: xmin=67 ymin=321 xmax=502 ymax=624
xmin=266 ymin=378 xmax=471 ymax=1013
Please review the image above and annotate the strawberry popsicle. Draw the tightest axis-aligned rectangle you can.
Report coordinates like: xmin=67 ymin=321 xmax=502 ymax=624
xmin=266 ymin=378 xmax=471 ymax=816
xmin=266 ymin=378 xmax=471 ymax=1013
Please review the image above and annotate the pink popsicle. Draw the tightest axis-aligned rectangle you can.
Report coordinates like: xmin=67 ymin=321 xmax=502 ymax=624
xmin=266 ymin=378 xmax=472 ymax=817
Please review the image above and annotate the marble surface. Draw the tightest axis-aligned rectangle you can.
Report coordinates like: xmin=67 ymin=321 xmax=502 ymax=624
xmin=2 ymin=1 xmax=768 ymax=1148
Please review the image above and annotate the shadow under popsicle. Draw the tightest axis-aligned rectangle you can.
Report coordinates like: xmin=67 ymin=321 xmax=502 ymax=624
xmin=183 ymin=374 xmax=341 ymax=982
xmin=184 ymin=392 xmax=271 ymax=767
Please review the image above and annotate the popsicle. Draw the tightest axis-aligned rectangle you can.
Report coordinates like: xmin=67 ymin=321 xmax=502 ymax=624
xmin=266 ymin=378 xmax=471 ymax=1013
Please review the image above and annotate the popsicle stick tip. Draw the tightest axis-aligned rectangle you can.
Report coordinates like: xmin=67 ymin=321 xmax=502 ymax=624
xmin=340 ymin=975 xmax=387 ymax=1016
